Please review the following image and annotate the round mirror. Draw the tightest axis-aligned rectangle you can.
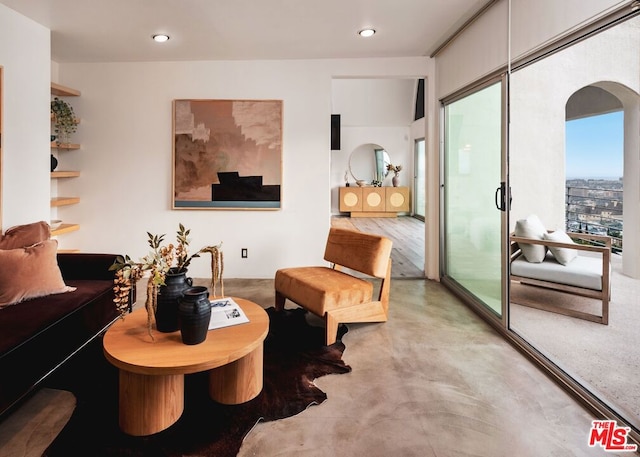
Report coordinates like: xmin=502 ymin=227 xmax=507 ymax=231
xmin=348 ymin=143 xmax=391 ymax=186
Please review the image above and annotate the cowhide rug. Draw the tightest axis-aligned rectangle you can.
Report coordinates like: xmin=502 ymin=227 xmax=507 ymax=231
xmin=42 ymin=307 xmax=351 ymax=457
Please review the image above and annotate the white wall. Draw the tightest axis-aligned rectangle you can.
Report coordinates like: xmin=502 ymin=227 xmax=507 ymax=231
xmin=436 ymin=0 xmax=508 ymax=100
xmin=4 ymin=1 xmax=626 ymax=281
xmin=0 ymin=3 xmax=429 ymax=279
xmin=0 ymin=4 xmax=50 ymax=230
xmin=510 ymin=0 xmax=630 ymax=61
xmin=435 ymin=0 xmax=629 ymax=100
xmin=49 ymin=57 xmax=428 ymax=279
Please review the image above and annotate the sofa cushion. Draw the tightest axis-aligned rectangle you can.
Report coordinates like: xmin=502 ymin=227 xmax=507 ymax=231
xmin=0 ymin=221 xmax=50 ymax=250
xmin=543 ymin=230 xmax=578 ymax=266
xmin=514 ymin=215 xmax=547 ymax=263
xmin=0 ymin=279 xmax=114 ymax=356
xmin=0 ymin=240 xmax=75 ymax=308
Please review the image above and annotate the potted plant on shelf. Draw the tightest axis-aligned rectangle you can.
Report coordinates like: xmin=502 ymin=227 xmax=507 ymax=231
xmin=110 ymin=223 xmax=224 ymax=340
xmin=51 ymin=97 xmax=77 ymax=147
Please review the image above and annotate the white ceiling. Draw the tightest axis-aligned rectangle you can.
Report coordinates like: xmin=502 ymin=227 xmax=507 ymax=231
xmin=0 ymin=0 xmax=488 ymax=63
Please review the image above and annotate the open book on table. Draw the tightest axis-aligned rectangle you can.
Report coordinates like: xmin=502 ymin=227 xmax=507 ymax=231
xmin=208 ymin=297 xmax=250 ymax=330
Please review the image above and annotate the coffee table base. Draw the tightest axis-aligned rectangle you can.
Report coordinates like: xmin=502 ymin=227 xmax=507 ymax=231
xmin=119 ymin=371 xmax=184 ymax=436
xmin=209 ymin=345 xmax=263 ymax=404
xmin=118 ymin=346 xmax=264 ymax=436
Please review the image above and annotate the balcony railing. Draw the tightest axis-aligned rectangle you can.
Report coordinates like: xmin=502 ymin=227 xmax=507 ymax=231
xmin=565 ymin=185 xmax=623 ymax=254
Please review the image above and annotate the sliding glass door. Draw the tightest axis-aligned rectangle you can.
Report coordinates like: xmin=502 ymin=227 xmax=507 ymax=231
xmin=509 ymin=13 xmax=640 ymax=432
xmin=442 ymin=79 xmax=506 ymax=316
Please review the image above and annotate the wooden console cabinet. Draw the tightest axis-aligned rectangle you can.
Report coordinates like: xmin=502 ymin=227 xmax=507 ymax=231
xmin=339 ymin=186 xmax=410 ymax=217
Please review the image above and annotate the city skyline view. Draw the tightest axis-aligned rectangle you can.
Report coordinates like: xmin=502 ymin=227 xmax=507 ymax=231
xmin=565 ymin=111 xmax=623 ymax=179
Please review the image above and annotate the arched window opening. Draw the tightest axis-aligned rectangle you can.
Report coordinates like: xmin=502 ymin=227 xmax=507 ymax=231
xmin=565 ymin=85 xmax=624 ymax=253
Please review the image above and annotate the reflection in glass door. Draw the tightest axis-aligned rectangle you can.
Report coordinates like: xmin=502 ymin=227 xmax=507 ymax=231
xmin=414 ymin=139 xmax=425 ymax=220
xmin=442 ymin=81 xmax=504 ymax=315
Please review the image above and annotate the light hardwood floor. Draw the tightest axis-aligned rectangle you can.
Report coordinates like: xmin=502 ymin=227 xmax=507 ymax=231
xmin=331 ymin=216 xmax=425 ymax=278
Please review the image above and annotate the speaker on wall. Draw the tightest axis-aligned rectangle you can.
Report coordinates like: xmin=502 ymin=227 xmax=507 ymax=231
xmin=331 ymin=114 xmax=340 ymax=150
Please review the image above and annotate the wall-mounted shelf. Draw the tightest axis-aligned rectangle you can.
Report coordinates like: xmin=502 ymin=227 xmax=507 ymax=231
xmin=51 ymin=171 xmax=80 ymax=178
xmin=51 ymin=141 xmax=81 ymax=150
xmin=51 ymin=82 xmax=81 ymax=97
xmin=50 ymin=82 xmax=81 ymax=250
xmin=52 ymin=224 xmax=80 ymax=236
xmin=51 ymin=196 xmax=80 ymax=207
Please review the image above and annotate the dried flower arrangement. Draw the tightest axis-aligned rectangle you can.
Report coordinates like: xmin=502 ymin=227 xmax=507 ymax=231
xmin=110 ymin=223 xmax=223 ymax=339
xmin=386 ymin=163 xmax=403 ymax=175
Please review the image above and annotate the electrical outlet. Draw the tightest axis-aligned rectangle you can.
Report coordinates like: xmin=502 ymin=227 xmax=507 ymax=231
xmin=241 ymin=248 xmax=248 ymax=258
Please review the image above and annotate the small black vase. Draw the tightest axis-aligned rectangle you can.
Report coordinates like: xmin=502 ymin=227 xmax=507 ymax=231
xmin=178 ymin=286 xmax=211 ymax=345
xmin=50 ymin=154 xmax=58 ymax=172
xmin=155 ymin=268 xmax=192 ymax=332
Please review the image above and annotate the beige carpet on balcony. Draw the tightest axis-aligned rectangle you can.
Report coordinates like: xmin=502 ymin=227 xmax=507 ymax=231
xmin=510 ymin=254 xmax=640 ymax=426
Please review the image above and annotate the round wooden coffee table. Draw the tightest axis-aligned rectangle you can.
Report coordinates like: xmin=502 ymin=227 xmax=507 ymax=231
xmin=103 ymin=297 xmax=269 ymax=436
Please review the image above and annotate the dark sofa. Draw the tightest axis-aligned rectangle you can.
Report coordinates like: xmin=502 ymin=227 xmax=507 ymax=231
xmin=0 ymin=253 xmax=123 ymax=417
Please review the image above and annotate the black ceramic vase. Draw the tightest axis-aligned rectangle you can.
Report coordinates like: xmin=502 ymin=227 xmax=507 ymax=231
xmin=178 ymin=286 xmax=211 ymax=345
xmin=50 ymin=154 xmax=58 ymax=172
xmin=155 ymin=268 xmax=192 ymax=332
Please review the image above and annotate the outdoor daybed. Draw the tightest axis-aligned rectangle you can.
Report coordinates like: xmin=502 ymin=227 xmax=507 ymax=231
xmin=510 ymin=214 xmax=611 ymax=324
xmin=0 ymin=221 xmax=123 ymax=417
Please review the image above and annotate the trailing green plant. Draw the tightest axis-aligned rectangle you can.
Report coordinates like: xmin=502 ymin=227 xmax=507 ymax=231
xmin=51 ymin=97 xmax=77 ymax=146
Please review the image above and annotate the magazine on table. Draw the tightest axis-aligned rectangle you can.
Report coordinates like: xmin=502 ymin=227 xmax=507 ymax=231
xmin=208 ymin=297 xmax=250 ymax=330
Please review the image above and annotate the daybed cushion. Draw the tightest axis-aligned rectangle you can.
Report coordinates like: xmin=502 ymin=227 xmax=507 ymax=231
xmin=514 ymin=215 xmax=547 ymax=263
xmin=0 ymin=221 xmax=50 ymax=250
xmin=0 ymin=240 xmax=74 ymax=308
xmin=543 ymin=230 xmax=578 ymax=266
xmin=511 ymin=252 xmax=603 ymax=291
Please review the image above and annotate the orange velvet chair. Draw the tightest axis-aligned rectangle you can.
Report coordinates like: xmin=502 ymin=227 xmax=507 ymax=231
xmin=274 ymin=227 xmax=393 ymax=345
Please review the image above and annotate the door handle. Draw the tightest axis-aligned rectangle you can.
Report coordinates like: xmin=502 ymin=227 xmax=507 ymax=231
xmin=495 ymin=182 xmax=509 ymax=212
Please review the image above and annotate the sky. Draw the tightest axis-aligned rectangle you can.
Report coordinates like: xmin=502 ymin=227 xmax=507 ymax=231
xmin=565 ymin=111 xmax=623 ymax=179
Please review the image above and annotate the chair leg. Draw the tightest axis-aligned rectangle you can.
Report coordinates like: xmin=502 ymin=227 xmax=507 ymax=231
xmin=275 ymin=291 xmax=286 ymax=311
xmin=325 ymin=313 xmax=338 ymax=346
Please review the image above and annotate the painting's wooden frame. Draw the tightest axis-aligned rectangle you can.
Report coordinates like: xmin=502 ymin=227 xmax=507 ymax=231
xmin=172 ymin=99 xmax=283 ymax=210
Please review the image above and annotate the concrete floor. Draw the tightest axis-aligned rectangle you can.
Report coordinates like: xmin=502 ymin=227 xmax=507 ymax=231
xmin=213 ymin=278 xmax=636 ymax=457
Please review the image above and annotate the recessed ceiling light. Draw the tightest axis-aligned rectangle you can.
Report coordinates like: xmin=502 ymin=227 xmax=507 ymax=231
xmin=152 ymin=34 xmax=170 ymax=43
xmin=358 ymin=28 xmax=376 ymax=38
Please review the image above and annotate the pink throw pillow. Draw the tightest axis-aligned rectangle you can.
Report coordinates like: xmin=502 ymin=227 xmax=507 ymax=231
xmin=0 ymin=221 xmax=51 ymax=250
xmin=0 ymin=240 xmax=75 ymax=308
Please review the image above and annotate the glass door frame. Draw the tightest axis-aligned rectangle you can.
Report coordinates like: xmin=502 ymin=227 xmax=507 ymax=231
xmin=413 ymin=138 xmax=425 ymax=221
xmin=439 ymin=73 xmax=510 ymax=328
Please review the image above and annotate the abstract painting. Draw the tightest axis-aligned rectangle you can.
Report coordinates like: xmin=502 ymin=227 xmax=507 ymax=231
xmin=173 ymin=99 xmax=283 ymax=209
